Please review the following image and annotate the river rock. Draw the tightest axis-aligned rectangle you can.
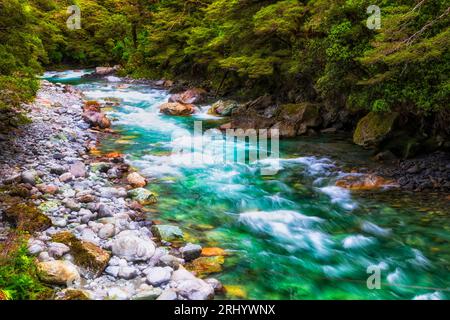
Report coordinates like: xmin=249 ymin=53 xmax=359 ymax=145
xmin=208 ymin=100 xmax=239 ymax=116
xmin=146 ymin=267 xmax=172 ymax=286
xmin=48 ymin=242 xmax=71 ymax=258
xmin=21 ymin=170 xmax=38 ymax=185
xmin=133 ymin=285 xmax=162 ymax=300
xmin=127 ymin=188 xmax=157 ymax=204
xmin=70 ymin=162 xmax=87 ymax=178
xmin=171 ymin=267 xmax=214 ymax=300
xmin=151 ymin=225 xmax=183 ymax=242
xmin=37 ymin=260 xmax=80 ymax=286
xmin=159 ymin=102 xmax=195 ymax=116
xmin=59 ymin=172 xmax=73 ymax=183
xmin=156 ymin=289 xmax=178 ymax=300
xmin=353 ymin=112 xmax=399 ymax=148
xmin=180 ymin=243 xmax=202 ymax=261
xmin=169 ymin=88 xmax=207 ymax=105
xmin=52 ymin=231 xmax=110 ymax=277
xmin=111 ymin=230 xmax=156 ymax=262
xmin=127 ymin=172 xmax=147 ymax=188
xmin=98 ymin=223 xmax=115 ymax=239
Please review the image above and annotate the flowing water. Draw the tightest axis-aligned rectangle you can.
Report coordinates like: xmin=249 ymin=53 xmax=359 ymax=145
xmin=44 ymin=70 xmax=449 ymax=300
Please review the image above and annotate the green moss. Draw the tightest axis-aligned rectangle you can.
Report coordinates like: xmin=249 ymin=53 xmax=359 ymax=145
xmin=0 ymin=241 xmax=53 ymax=300
xmin=353 ymin=112 xmax=399 ymax=148
xmin=3 ymin=203 xmax=52 ymax=233
xmin=51 ymin=232 xmax=110 ymax=277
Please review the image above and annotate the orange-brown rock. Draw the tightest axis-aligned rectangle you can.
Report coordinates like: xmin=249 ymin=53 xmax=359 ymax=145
xmin=159 ymin=102 xmax=195 ymax=116
xmin=201 ymin=247 xmax=227 ymax=257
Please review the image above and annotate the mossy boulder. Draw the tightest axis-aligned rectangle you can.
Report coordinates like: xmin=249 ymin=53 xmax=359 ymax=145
xmin=52 ymin=231 xmax=110 ymax=278
xmin=353 ymin=112 xmax=399 ymax=148
xmin=3 ymin=203 xmax=52 ymax=233
xmin=151 ymin=225 xmax=183 ymax=242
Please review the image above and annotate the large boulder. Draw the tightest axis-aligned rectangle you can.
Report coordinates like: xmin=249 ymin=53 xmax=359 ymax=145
xmin=3 ymin=203 xmax=52 ymax=233
xmin=52 ymin=231 xmax=110 ymax=278
xmin=37 ymin=260 xmax=80 ymax=286
xmin=111 ymin=230 xmax=156 ymax=262
xmin=159 ymin=102 xmax=195 ymax=116
xmin=169 ymin=88 xmax=207 ymax=105
xmin=353 ymin=112 xmax=399 ymax=148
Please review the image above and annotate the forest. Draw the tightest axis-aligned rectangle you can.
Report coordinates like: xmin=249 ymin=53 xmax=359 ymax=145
xmin=0 ymin=0 xmax=449 ymax=302
xmin=1 ymin=0 xmax=449 ymax=136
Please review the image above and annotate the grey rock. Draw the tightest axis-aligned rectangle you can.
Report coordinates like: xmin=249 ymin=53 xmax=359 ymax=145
xmin=111 ymin=230 xmax=156 ymax=262
xmin=180 ymin=243 xmax=202 ymax=262
xmin=70 ymin=161 xmax=87 ymax=178
xmin=118 ymin=266 xmax=138 ymax=280
xmin=157 ymin=289 xmax=178 ymax=300
xmin=98 ymin=224 xmax=115 ymax=239
xmin=21 ymin=170 xmax=38 ymax=185
xmin=48 ymin=242 xmax=70 ymax=258
xmin=146 ymin=267 xmax=172 ymax=286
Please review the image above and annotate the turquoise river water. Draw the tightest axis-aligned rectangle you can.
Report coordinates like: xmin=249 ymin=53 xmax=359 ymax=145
xmin=44 ymin=70 xmax=449 ymax=300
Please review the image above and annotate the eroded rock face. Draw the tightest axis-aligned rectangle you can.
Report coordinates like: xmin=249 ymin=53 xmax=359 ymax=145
xmin=111 ymin=230 xmax=156 ymax=262
xmin=230 ymin=97 xmax=322 ymax=138
xmin=353 ymin=112 xmax=399 ymax=148
xmin=159 ymin=102 xmax=195 ymax=116
xmin=37 ymin=260 xmax=80 ymax=286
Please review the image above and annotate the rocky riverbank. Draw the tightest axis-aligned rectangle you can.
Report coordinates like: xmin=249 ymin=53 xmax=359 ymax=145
xmin=0 ymin=81 xmax=220 ymax=300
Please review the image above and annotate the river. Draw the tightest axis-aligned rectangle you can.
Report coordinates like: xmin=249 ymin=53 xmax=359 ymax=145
xmin=43 ymin=70 xmax=449 ymax=300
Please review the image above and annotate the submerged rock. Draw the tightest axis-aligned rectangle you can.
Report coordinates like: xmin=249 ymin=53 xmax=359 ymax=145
xmin=127 ymin=188 xmax=157 ymax=205
xmin=151 ymin=225 xmax=183 ymax=242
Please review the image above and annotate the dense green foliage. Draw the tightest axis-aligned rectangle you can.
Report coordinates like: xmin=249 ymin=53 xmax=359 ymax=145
xmin=0 ymin=240 xmax=52 ymax=300
xmin=0 ymin=0 xmax=449 ymax=130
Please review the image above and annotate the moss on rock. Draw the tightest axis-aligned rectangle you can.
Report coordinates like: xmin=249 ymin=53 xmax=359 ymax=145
xmin=353 ymin=112 xmax=399 ymax=148
xmin=3 ymin=203 xmax=52 ymax=233
xmin=51 ymin=231 xmax=110 ymax=277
